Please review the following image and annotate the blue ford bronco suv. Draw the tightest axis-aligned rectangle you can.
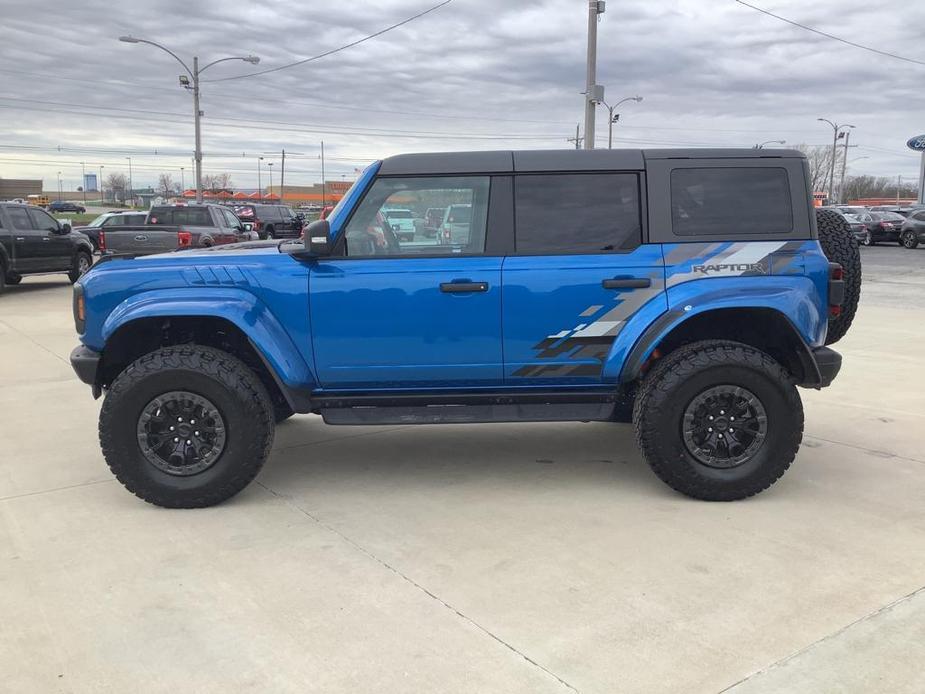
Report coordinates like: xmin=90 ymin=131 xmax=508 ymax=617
xmin=70 ymin=149 xmax=861 ymax=508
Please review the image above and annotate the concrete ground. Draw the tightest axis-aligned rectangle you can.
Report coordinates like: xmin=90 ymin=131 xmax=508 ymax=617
xmin=1 ymin=245 xmax=924 ymax=693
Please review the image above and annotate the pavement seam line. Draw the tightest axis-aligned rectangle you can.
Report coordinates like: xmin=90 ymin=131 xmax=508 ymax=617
xmin=256 ymin=481 xmax=580 ymax=694
xmin=0 ymin=478 xmax=115 ymax=503
xmin=0 ymin=316 xmax=70 ymax=365
xmin=718 ymin=583 xmax=925 ymax=693
xmin=805 ymin=434 xmax=925 ymax=465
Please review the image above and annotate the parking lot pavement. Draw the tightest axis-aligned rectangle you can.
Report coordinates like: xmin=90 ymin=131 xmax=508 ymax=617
xmin=2 ymin=245 xmax=924 ymax=693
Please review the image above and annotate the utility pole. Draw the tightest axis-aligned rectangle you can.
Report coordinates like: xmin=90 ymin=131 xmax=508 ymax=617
xmin=897 ymin=175 xmax=902 ymax=205
xmin=80 ymin=162 xmax=87 ymax=204
xmin=57 ymin=171 xmax=62 ymax=201
xmin=280 ymin=149 xmax=285 ymax=202
xmin=320 ymin=140 xmax=326 ymax=208
xmin=583 ymin=0 xmax=605 ymax=150
xmin=257 ymin=157 xmax=263 ymax=198
xmin=567 ymin=124 xmax=583 ymax=149
xmin=267 ymin=162 xmax=274 ymax=198
xmin=838 ymin=129 xmax=851 ymax=203
xmin=180 ymin=167 xmax=185 ymax=192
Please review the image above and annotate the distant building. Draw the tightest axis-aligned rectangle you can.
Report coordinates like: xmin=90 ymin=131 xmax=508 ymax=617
xmin=0 ymin=178 xmax=43 ymax=200
xmin=84 ymin=173 xmax=98 ymax=192
xmin=275 ymin=180 xmax=354 ymax=204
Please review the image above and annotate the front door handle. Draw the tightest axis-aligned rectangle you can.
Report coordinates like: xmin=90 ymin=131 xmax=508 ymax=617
xmin=440 ymin=281 xmax=488 ymax=293
xmin=602 ymin=277 xmax=651 ymax=289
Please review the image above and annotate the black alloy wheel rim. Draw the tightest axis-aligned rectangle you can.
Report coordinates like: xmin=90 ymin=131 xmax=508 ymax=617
xmin=903 ymin=232 xmax=916 ymax=248
xmin=136 ymin=391 xmax=227 ymax=476
xmin=682 ymin=385 xmax=768 ymax=469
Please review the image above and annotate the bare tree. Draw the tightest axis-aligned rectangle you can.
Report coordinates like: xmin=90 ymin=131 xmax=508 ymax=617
xmin=201 ymin=173 xmax=234 ymax=191
xmin=157 ymin=173 xmax=176 ymax=197
xmin=842 ymin=175 xmax=918 ymax=202
xmin=793 ymin=144 xmax=838 ymax=195
xmin=104 ymin=172 xmax=129 ymax=202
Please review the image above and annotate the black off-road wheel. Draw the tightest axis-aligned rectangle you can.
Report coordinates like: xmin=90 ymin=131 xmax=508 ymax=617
xmin=815 ymin=208 xmax=861 ymax=345
xmin=633 ymin=340 xmax=804 ymax=501
xmin=99 ymin=345 xmax=275 ymax=508
xmin=68 ymin=251 xmax=92 ymax=283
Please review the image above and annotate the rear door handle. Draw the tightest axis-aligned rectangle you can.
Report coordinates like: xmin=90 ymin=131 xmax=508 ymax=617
xmin=440 ymin=281 xmax=488 ymax=293
xmin=602 ymin=277 xmax=651 ymax=289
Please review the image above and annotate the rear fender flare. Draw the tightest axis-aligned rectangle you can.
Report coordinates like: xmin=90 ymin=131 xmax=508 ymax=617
xmin=610 ymin=276 xmax=826 ymax=384
xmin=101 ymin=288 xmax=315 ymax=389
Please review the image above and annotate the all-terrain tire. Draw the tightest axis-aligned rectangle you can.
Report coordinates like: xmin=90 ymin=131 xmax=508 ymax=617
xmin=99 ymin=345 xmax=275 ymax=508
xmin=633 ymin=340 xmax=804 ymax=501
xmin=815 ymin=208 xmax=861 ymax=345
xmin=68 ymin=251 xmax=92 ymax=283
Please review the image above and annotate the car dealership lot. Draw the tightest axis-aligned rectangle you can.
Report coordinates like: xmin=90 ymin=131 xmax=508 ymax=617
xmin=2 ymin=247 xmax=924 ymax=693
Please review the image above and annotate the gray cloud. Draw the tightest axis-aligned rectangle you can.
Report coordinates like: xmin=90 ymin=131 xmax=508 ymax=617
xmin=1 ymin=0 xmax=922 ymax=190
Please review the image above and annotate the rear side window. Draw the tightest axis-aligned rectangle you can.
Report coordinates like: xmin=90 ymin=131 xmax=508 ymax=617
xmin=514 ymin=173 xmax=641 ymax=254
xmin=173 ymin=208 xmax=212 ymax=226
xmin=670 ymin=168 xmax=792 ymax=236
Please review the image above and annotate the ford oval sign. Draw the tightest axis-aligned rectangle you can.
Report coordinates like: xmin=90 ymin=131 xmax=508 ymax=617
xmin=907 ymin=135 xmax=925 ymax=151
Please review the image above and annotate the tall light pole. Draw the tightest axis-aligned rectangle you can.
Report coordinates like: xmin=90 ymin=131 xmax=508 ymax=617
xmin=817 ymin=119 xmax=853 ymax=203
xmin=57 ymin=171 xmax=62 ymax=201
xmin=180 ymin=167 xmax=185 ymax=193
xmin=582 ymin=1 xmax=606 ymax=150
xmin=119 ymin=36 xmax=259 ymax=204
xmin=600 ymin=96 xmax=642 ymax=149
xmin=320 ymin=141 xmax=326 ymax=208
xmin=80 ymin=162 xmax=87 ymax=204
xmin=125 ymin=156 xmax=133 ymax=207
xmin=267 ymin=162 xmax=274 ymax=198
xmin=99 ymin=165 xmax=104 ymax=203
xmin=754 ymin=140 xmax=786 ymax=149
xmin=257 ymin=156 xmax=263 ymax=198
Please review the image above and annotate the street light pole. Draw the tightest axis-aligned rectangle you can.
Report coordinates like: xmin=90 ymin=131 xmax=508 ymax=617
xmin=57 ymin=171 xmax=62 ymax=201
xmin=257 ymin=157 xmax=263 ymax=198
xmin=600 ymin=96 xmax=643 ymax=149
xmin=125 ymin=156 xmax=133 ymax=207
xmin=118 ymin=36 xmax=258 ymax=205
xmin=817 ymin=118 xmax=854 ymax=204
xmin=80 ymin=162 xmax=87 ymax=204
xmin=99 ymin=166 xmax=104 ymax=203
xmin=754 ymin=140 xmax=786 ymax=149
xmin=180 ymin=167 xmax=185 ymax=192
xmin=838 ymin=129 xmax=852 ymax=203
xmin=267 ymin=162 xmax=274 ymax=198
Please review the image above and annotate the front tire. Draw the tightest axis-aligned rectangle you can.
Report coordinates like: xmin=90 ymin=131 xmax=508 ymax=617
xmin=99 ymin=346 xmax=275 ymax=508
xmin=901 ymin=231 xmax=919 ymax=249
xmin=633 ymin=340 xmax=803 ymax=501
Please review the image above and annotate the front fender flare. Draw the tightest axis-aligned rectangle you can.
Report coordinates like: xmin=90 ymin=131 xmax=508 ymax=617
xmin=102 ymin=287 xmax=315 ymax=390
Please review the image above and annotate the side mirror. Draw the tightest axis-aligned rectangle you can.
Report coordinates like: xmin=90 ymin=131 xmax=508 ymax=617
xmin=391 ymin=224 xmax=400 ymax=231
xmin=303 ymin=219 xmax=331 ymax=256
xmin=58 ymin=222 xmax=72 ymax=234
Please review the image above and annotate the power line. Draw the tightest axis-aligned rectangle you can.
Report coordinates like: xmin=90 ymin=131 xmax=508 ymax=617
xmin=734 ymin=0 xmax=925 ymax=66
xmin=206 ymin=0 xmax=455 ymax=82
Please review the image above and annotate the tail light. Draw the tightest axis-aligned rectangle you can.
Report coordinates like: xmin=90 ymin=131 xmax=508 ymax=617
xmin=828 ymin=262 xmax=845 ymax=316
xmin=177 ymin=231 xmax=192 ymax=248
xmin=98 ymin=230 xmax=106 ymax=252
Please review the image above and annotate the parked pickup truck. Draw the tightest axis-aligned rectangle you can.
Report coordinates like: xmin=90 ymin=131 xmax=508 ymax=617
xmin=97 ymin=225 xmax=192 ymax=256
xmin=70 ymin=148 xmax=861 ymax=508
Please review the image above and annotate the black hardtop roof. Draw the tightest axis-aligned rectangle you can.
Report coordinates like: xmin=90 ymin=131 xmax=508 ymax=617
xmin=377 ymin=148 xmax=806 ymax=176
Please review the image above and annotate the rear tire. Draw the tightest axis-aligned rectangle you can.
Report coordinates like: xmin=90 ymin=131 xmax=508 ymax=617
xmin=815 ymin=209 xmax=861 ymax=345
xmin=265 ymin=226 xmax=275 ymax=239
xmin=633 ymin=340 xmax=803 ymax=501
xmin=99 ymin=345 xmax=275 ymax=508
xmin=68 ymin=251 xmax=92 ymax=283
xmin=901 ymin=231 xmax=919 ymax=249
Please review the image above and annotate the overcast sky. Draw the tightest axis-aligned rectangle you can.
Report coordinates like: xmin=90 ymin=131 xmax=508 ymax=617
xmin=1 ymin=0 xmax=923 ymax=192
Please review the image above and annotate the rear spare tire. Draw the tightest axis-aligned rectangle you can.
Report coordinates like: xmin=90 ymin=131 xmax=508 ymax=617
xmin=815 ymin=209 xmax=861 ymax=345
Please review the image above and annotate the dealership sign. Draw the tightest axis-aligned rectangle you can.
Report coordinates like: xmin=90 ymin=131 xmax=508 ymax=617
xmin=906 ymin=135 xmax=925 ymax=151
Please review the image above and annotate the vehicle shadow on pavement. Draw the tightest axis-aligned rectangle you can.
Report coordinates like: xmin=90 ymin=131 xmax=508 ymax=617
xmin=2 ymin=279 xmax=75 ymax=296
xmin=260 ymin=415 xmax=665 ymax=499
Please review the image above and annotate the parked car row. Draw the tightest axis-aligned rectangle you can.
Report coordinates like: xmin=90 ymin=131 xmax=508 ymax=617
xmin=822 ymin=204 xmax=925 ymax=249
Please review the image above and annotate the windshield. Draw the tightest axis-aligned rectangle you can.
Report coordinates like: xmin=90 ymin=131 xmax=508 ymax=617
xmin=87 ymin=214 xmax=110 ymax=227
xmin=385 ymin=210 xmax=413 ymax=219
